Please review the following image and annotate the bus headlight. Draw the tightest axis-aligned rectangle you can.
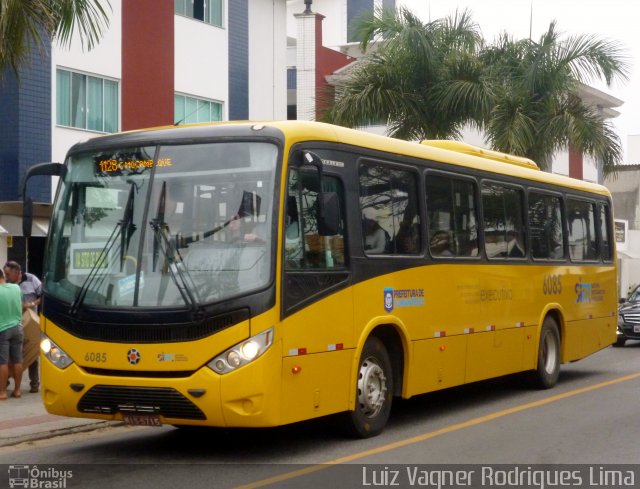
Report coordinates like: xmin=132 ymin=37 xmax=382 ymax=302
xmin=40 ymin=335 xmax=74 ymax=369
xmin=208 ymin=327 xmax=274 ymax=375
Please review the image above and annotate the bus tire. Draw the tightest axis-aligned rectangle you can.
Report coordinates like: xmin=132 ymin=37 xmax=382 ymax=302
xmin=342 ymin=336 xmax=393 ymax=438
xmin=530 ymin=316 xmax=561 ymax=389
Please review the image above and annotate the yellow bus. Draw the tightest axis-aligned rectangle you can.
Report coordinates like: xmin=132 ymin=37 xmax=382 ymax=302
xmin=24 ymin=121 xmax=617 ymax=437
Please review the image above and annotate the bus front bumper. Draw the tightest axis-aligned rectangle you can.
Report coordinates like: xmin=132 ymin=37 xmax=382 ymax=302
xmin=40 ymin=344 xmax=282 ymax=428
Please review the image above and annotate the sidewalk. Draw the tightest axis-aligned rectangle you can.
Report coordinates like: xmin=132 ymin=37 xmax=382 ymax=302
xmin=0 ymin=372 xmax=119 ymax=447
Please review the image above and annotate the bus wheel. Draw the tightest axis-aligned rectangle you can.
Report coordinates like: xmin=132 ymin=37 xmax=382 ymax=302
xmin=530 ymin=316 xmax=561 ymax=389
xmin=342 ymin=336 xmax=393 ymax=438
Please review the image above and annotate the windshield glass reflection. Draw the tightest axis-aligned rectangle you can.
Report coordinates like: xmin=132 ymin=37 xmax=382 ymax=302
xmin=44 ymin=142 xmax=278 ymax=308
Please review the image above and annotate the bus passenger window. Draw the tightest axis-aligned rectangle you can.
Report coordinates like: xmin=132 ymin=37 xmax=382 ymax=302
xmin=284 ymin=170 xmax=346 ymax=269
xmin=425 ymin=174 xmax=478 ymax=258
xmin=567 ymin=198 xmax=597 ymax=261
xmin=528 ymin=192 xmax=565 ymax=260
xmin=599 ymin=203 xmax=613 ymax=261
xmin=481 ymin=183 xmax=526 ymax=259
xmin=359 ymin=163 xmax=421 ymax=255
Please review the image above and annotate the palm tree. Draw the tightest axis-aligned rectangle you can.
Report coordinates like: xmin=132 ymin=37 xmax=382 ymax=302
xmin=324 ymin=8 xmax=629 ymax=176
xmin=0 ymin=0 xmax=110 ymax=74
xmin=323 ymin=7 xmax=489 ymax=140
xmin=481 ymin=23 xmax=629 ymax=174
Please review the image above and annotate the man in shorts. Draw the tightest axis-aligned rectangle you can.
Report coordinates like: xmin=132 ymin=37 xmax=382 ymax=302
xmin=4 ymin=261 xmax=42 ymax=392
xmin=0 ymin=268 xmax=24 ymax=400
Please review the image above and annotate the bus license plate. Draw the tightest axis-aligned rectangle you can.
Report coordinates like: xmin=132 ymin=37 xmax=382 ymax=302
xmin=123 ymin=414 xmax=162 ymax=427
xmin=634 ymin=326 xmax=640 ymax=333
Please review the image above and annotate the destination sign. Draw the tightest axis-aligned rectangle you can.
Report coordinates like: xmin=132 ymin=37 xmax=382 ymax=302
xmin=97 ymin=158 xmax=172 ymax=173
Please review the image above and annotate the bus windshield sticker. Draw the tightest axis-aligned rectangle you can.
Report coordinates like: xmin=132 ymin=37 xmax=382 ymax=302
xmin=117 ymin=272 xmax=144 ymax=298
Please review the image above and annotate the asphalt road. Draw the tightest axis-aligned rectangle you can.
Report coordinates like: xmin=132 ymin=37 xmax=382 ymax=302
xmin=2 ymin=342 xmax=639 ymax=489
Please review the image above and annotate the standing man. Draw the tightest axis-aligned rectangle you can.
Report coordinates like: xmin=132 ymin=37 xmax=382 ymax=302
xmin=0 ymin=268 xmax=24 ymax=400
xmin=3 ymin=261 xmax=42 ymax=393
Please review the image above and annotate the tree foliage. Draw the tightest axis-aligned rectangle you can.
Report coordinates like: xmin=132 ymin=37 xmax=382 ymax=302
xmin=324 ymin=8 xmax=629 ymax=175
xmin=0 ymin=0 xmax=110 ymax=74
xmin=324 ymin=7 xmax=487 ymax=140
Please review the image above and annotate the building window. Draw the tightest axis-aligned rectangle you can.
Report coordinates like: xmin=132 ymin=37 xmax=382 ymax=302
xmin=56 ymin=69 xmax=118 ymax=133
xmin=174 ymin=94 xmax=223 ymax=124
xmin=175 ymin=0 xmax=223 ymax=27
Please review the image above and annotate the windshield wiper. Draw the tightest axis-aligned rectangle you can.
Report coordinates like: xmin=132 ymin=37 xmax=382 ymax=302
xmin=69 ymin=184 xmax=137 ymax=316
xmin=149 ymin=182 xmax=201 ymax=311
xmin=119 ymin=185 xmax=137 ymax=270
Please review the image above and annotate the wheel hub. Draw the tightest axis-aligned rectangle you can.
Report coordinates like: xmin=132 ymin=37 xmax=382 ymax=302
xmin=357 ymin=356 xmax=388 ymax=418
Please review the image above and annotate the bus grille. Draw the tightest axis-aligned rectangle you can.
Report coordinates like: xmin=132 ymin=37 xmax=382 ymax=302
xmin=622 ymin=313 xmax=640 ymax=325
xmin=78 ymin=385 xmax=206 ymax=420
xmin=45 ymin=307 xmax=249 ymax=343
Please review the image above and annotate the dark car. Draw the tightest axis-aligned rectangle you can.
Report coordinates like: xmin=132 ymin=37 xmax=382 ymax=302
xmin=617 ymin=286 xmax=640 ymax=346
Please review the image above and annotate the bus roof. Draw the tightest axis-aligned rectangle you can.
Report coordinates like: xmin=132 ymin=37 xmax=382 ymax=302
xmin=75 ymin=120 xmax=611 ymax=198
xmin=276 ymin=121 xmax=610 ymax=197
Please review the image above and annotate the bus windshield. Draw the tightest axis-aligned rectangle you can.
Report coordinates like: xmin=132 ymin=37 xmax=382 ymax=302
xmin=45 ymin=141 xmax=278 ymax=309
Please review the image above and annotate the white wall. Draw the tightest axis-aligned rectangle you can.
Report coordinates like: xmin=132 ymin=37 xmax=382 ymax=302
xmin=582 ymin=154 xmax=598 ymax=183
xmin=175 ymin=14 xmax=228 ymax=116
xmin=249 ymin=0 xmax=287 ymax=120
xmin=619 ymin=229 xmax=640 ymax=297
xmin=551 ymin=148 xmax=569 ymax=177
xmin=628 ymin=135 xmax=640 ymax=165
xmin=52 ymin=0 xmax=122 ymax=87
xmin=50 ymin=0 xmax=122 ymax=199
xmin=313 ymin=0 xmax=346 ymax=46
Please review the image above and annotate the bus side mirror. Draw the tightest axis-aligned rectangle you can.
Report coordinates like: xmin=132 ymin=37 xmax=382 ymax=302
xmin=318 ymin=192 xmax=340 ymax=236
xmin=21 ymin=162 xmax=65 ymax=239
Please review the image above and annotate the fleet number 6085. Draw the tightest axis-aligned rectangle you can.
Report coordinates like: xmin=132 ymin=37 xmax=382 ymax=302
xmin=543 ymin=274 xmax=562 ymax=295
xmin=85 ymin=352 xmax=107 ymax=362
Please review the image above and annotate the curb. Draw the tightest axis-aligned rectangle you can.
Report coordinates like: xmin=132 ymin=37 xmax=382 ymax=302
xmin=0 ymin=421 xmax=124 ymax=448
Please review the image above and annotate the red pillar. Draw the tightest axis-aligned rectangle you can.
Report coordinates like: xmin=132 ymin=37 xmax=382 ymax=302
xmin=568 ymin=146 xmax=583 ymax=180
xmin=314 ymin=14 xmax=353 ymax=119
xmin=122 ymin=0 xmax=174 ymax=131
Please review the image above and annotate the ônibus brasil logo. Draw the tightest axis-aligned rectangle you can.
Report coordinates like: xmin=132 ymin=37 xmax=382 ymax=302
xmin=8 ymin=465 xmax=73 ymax=488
